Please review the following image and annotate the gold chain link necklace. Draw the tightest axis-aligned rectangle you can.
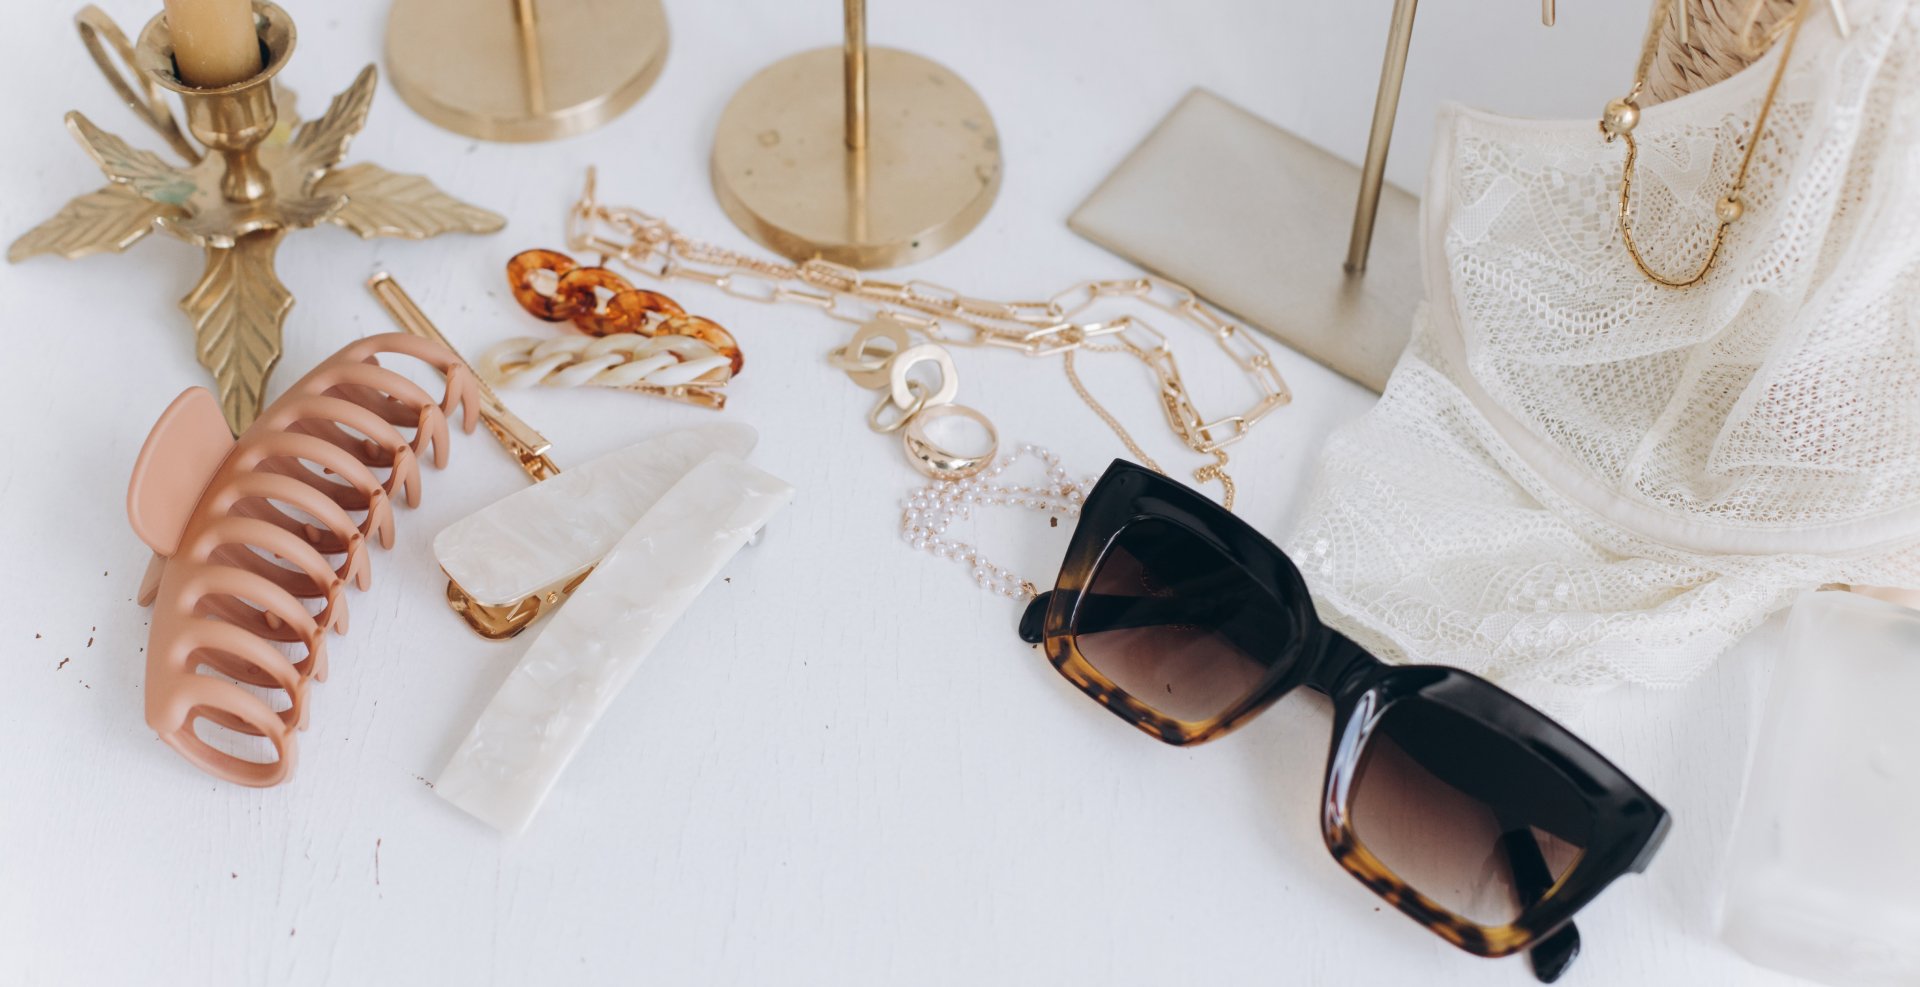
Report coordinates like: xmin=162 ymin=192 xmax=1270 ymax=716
xmin=1600 ymin=0 xmax=1807 ymax=288
xmin=564 ymin=170 xmax=1290 ymax=509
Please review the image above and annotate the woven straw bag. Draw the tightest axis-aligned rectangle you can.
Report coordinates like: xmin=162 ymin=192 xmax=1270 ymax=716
xmin=1646 ymin=0 xmax=1801 ymax=101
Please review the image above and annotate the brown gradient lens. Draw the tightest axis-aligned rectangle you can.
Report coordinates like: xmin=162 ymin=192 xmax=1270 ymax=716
xmin=1071 ymin=518 xmax=1296 ymax=723
xmin=1349 ymin=698 xmax=1590 ymax=925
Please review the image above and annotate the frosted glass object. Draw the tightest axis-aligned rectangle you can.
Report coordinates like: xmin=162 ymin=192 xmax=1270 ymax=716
xmin=1719 ymin=591 xmax=1920 ymax=986
xmin=436 ymin=453 xmax=794 ymax=834
xmin=432 ymin=423 xmax=756 ymax=605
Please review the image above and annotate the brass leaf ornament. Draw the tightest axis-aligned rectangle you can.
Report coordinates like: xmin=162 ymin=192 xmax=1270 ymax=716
xmin=318 ymin=164 xmax=511 ymax=240
xmin=284 ymin=66 xmax=378 ymax=185
xmin=182 ymin=230 xmax=293 ymax=433
xmin=65 ymin=113 xmax=201 ymax=206
xmin=8 ymin=3 xmax=505 ymax=434
xmin=5 ymin=185 xmax=173 ymax=263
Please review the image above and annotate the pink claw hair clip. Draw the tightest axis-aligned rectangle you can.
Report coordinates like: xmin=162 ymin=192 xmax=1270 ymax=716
xmin=126 ymin=333 xmax=480 ymax=787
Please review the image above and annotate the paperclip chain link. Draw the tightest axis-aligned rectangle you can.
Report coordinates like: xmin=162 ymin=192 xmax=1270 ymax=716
xmin=565 ymin=172 xmax=1289 ymax=508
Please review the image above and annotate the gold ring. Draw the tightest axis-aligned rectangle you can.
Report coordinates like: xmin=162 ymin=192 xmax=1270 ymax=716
xmin=901 ymin=404 xmax=998 ymax=479
xmin=869 ymin=380 xmax=929 ymax=434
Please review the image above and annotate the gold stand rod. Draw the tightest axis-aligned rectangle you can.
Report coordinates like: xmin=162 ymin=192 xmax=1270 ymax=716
xmin=366 ymin=272 xmax=560 ymax=480
xmin=843 ymin=0 xmax=868 ymax=150
xmin=514 ymin=0 xmax=547 ymax=117
xmin=1345 ymin=0 xmax=1418 ymax=274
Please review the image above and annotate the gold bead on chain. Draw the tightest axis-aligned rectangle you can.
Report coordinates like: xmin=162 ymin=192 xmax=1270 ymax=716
xmin=1603 ymin=0 xmax=1807 ymax=288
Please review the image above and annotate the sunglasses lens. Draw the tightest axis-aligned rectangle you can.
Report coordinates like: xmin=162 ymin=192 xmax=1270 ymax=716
xmin=1349 ymin=696 xmax=1590 ymax=925
xmin=1072 ymin=518 xmax=1294 ymax=723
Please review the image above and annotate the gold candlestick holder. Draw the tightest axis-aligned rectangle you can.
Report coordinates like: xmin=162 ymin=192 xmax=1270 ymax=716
xmin=9 ymin=2 xmax=506 ymax=433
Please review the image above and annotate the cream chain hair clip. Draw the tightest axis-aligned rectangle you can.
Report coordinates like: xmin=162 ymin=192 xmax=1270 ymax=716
xmin=479 ymin=333 xmax=733 ymax=408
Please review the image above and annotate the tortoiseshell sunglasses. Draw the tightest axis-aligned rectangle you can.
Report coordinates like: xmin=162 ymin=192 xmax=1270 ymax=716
xmin=1018 ymin=461 xmax=1669 ymax=983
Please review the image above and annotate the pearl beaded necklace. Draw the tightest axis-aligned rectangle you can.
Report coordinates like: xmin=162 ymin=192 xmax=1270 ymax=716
xmin=900 ymin=444 xmax=1097 ymax=599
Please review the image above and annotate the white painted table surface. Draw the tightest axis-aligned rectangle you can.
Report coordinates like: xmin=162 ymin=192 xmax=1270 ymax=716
xmin=0 ymin=2 xmax=1817 ymax=985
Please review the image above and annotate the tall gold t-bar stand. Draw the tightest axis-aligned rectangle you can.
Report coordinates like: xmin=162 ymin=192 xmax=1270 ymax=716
xmin=711 ymin=0 xmax=1002 ymax=269
xmin=385 ymin=0 xmax=668 ymax=141
xmin=1071 ymin=2 xmax=1554 ymax=392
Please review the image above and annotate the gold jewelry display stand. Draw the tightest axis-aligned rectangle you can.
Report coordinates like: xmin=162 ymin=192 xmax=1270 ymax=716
xmin=386 ymin=0 xmax=668 ymax=142
xmin=1071 ymin=0 xmax=1545 ymax=393
xmin=710 ymin=0 xmax=1001 ymax=269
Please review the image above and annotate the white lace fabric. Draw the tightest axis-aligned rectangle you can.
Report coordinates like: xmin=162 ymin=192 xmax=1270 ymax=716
xmin=1288 ymin=0 xmax=1920 ymax=711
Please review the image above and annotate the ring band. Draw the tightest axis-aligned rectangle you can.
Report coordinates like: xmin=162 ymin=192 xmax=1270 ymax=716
xmin=901 ymin=404 xmax=998 ymax=479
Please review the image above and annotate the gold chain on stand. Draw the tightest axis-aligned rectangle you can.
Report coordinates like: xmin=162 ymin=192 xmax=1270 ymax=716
xmin=565 ymin=170 xmax=1289 ymax=510
xmin=1604 ymin=0 xmax=1807 ymax=288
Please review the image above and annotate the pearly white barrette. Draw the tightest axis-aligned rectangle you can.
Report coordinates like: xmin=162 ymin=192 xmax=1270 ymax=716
xmin=436 ymin=449 xmax=794 ymax=834
xmin=432 ymin=423 xmax=757 ymax=612
xmin=370 ymin=276 xmax=793 ymax=832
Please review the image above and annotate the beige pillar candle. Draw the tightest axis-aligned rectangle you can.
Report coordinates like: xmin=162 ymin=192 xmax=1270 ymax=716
xmin=162 ymin=0 xmax=263 ymax=87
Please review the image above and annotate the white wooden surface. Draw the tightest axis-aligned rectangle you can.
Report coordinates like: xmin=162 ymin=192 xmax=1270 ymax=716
xmin=0 ymin=2 xmax=1814 ymax=984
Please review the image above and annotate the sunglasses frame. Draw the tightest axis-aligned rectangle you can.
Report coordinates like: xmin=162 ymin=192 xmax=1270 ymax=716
xmin=1020 ymin=460 xmax=1670 ymax=960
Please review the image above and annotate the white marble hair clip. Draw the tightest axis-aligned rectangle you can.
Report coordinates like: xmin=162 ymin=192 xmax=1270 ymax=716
xmin=435 ymin=445 xmax=793 ymax=834
xmin=433 ymin=423 xmax=757 ymax=610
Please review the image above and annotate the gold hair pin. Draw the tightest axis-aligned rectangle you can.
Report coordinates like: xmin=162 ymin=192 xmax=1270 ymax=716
xmin=369 ymin=272 xmax=570 ymax=637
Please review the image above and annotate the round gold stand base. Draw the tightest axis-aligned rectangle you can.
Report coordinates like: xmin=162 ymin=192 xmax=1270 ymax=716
xmin=711 ymin=47 xmax=1001 ymax=270
xmin=385 ymin=0 xmax=667 ymax=143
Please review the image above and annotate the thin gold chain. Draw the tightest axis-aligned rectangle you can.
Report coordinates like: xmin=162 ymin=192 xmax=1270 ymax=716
xmin=1061 ymin=349 xmax=1238 ymax=512
xmin=565 ymin=172 xmax=1288 ymax=508
xmin=1616 ymin=131 xmax=1732 ymax=288
xmin=1060 ymin=350 xmax=1160 ymax=470
xmin=1610 ymin=0 xmax=1806 ymax=288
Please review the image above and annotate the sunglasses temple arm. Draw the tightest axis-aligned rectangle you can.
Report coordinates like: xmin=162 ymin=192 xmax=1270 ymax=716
xmin=1497 ymin=825 xmax=1582 ymax=983
xmin=1018 ymin=593 xmax=1050 ymax=643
